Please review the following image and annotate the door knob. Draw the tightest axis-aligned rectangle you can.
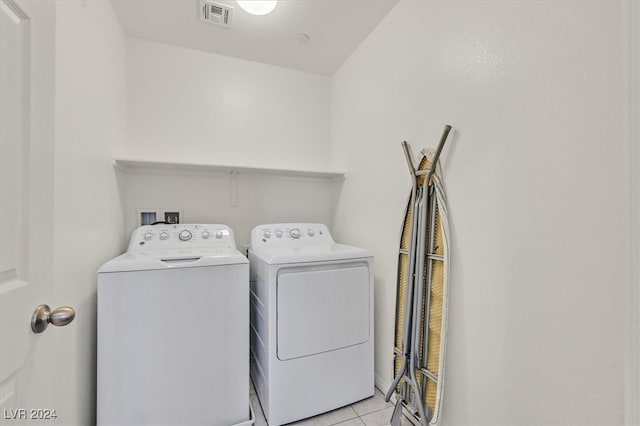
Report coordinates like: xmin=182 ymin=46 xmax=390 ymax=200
xmin=31 ymin=304 xmax=76 ymax=334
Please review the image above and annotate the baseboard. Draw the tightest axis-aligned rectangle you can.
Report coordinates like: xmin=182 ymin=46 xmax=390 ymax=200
xmin=374 ymin=372 xmax=390 ymax=394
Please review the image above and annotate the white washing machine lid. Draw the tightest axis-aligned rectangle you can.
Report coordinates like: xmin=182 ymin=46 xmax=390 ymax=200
xmin=99 ymin=223 xmax=248 ymax=273
xmin=250 ymin=243 xmax=371 ymax=264
xmin=98 ymin=247 xmax=248 ymax=273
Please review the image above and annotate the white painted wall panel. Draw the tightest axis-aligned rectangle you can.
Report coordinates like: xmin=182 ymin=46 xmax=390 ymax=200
xmin=625 ymin=2 xmax=640 ymax=423
xmin=331 ymin=1 xmax=627 ymax=424
xmin=121 ymin=170 xmax=340 ymax=250
xmin=126 ymin=38 xmax=331 ymax=172
xmin=53 ymin=1 xmax=127 ymax=423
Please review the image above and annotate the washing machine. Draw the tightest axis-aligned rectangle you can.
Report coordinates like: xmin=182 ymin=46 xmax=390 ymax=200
xmin=248 ymin=223 xmax=374 ymax=425
xmin=97 ymin=224 xmax=251 ymax=426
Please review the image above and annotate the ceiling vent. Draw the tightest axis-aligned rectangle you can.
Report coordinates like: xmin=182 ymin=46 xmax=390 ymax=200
xmin=199 ymin=0 xmax=233 ymax=27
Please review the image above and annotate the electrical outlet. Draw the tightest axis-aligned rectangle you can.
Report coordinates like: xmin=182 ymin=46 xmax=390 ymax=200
xmin=164 ymin=211 xmax=180 ymax=224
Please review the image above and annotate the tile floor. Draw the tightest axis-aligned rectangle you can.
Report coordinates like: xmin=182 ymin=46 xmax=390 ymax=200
xmin=250 ymin=383 xmax=413 ymax=426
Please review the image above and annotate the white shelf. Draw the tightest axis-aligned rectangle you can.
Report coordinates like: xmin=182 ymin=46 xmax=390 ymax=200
xmin=113 ymin=158 xmax=345 ymax=180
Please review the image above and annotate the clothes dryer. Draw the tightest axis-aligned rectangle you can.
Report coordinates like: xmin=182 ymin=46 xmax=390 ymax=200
xmin=97 ymin=224 xmax=250 ymax=426
xmin=248 ymin=223 xmax=374 ymax=426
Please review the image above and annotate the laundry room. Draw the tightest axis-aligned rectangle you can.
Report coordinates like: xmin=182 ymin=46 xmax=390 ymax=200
xmin=0 ymin=1 xmax=638 ymax=426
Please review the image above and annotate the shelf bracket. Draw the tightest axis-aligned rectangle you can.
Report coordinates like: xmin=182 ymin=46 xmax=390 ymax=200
xmin=230 ymin=170 xmax=238 ymax=207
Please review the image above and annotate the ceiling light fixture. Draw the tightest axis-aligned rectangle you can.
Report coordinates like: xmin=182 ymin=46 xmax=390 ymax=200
xmin=236 ymin=0 xmax=277 ymax=16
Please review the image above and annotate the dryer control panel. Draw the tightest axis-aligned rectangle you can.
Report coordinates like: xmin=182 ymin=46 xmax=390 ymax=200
xmin=250 ymin=223 xmax=334 ymax=247
xmin=128 ymin=224 xmax=237 ymax=251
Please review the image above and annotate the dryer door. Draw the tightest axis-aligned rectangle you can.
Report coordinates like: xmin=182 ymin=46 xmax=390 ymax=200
xmin=276 ymin=262 xmax=370 ymax=360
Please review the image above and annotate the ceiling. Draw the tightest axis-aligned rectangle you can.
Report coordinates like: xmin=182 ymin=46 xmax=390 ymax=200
xmin=110 ymin=0 xmax=398 ymax=75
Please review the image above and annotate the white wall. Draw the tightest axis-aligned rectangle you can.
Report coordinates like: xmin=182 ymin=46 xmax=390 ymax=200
xmin=121 ymin=168 xmax=341 ymax=249
xmin=625 ymin=1 xmax=640 ymax=424
xmin=122 ymin=38 xmax=337 ymax=246
xmin=52 ymin=1 xmax=127 ymax=424
xmin=331 ymin=1 xmax=627 ymax=424
xmin=126 ymin=38 xmax=331 ymax=171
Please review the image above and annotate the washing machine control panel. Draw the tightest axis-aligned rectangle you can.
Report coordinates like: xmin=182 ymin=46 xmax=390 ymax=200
xmin=251 ymin=223 xmax=334 ymax=247
xmin=128 ymin=224 xmax=237 ymax=251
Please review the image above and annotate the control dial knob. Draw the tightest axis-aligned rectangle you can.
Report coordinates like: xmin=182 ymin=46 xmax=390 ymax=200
xmin=307 ymin=228 xmax=315 ymax=237
xmin=289 ymin=228 xmax=301 ymax=239
xmin=143 ymin=231 xmax=153 ymax=241
xmin=201 ymin=231 xmax=210 ymax=239
xmin=178 ymin=230 xmax=192 ymax=241
xmin=159 ymin=232 xmax=170 ymax=240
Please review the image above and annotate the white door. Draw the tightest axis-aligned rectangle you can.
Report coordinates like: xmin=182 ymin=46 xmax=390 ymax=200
xmin=1 ymin=0 xmax=64 ymax=423
xmin=276 ymin=264 xmax=370 ymax=360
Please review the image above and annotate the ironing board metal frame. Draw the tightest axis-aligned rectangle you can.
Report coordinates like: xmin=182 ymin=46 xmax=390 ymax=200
xmin=385 ymin=125 xmax=452 ymax=426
